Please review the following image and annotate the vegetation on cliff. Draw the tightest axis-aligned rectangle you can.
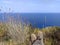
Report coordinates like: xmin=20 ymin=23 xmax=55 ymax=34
xmin=0 ymin=16 xmax=60 ymax=45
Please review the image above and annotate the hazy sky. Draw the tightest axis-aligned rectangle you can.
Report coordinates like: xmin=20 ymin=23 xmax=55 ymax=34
xmin=0 ymin=0 xmax=60 ymax=13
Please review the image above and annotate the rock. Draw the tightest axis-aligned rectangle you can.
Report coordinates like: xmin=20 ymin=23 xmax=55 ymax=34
xmin=31 ymin=34 xmax=37 ymax=43
xmin=31 ymin=31 xmax=44 ymax=45
xmin=33 ymin=40 xmax=41 ymax=45
xmin=37 ymin=31 xmax=43 ymax=39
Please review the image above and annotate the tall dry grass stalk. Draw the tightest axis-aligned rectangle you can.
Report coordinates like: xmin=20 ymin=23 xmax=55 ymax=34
xmin=0 ymin=15 xmax=30 ymax=45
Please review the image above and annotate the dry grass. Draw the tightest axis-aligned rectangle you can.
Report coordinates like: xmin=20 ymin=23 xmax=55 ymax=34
xmin=0 ymin=15 xmax=60 ymax=45
xmin=0 ymin=15 xmax=30 ymax=45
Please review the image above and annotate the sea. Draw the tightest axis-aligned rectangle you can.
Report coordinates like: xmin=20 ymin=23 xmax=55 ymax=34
xmin=0 ymin=13 xmax=60 ymax=28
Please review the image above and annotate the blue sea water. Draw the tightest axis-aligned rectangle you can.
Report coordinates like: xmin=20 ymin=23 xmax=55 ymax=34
xmin=0 ymin=13 xmax=60 ymax=28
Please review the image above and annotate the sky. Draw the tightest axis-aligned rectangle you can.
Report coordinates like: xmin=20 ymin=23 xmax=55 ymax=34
xmin=0 ymin=0 xmax=60 ymax=13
